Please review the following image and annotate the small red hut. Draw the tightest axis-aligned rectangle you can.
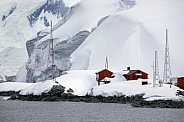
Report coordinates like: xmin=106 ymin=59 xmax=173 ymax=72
xmin=95 ymin=69 xmax=114 ymax=85
xmin=177 ymin=77 xmax=184 ymax=90
xmin=123 ymin=68 xmax=148 ymax=81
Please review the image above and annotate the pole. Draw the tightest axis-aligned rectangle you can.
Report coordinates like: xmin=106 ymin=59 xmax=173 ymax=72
xmin=152 ymin=61 xmax=155 ymax=87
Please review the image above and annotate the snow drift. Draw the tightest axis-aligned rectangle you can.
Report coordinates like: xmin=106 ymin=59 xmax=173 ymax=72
xmin=70 ymin=0 xmax=184 ymax=79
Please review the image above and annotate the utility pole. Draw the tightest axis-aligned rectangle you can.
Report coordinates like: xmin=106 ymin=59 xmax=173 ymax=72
xmin=163 ymin=29 xmax=172 ymax=88
xmin=105 ymin=57 xmax=108 ymax=70
xmin=47 ymin=21 xmax=56 ymax=81
xmin=151 ymin=61 xmax=156 ymax=87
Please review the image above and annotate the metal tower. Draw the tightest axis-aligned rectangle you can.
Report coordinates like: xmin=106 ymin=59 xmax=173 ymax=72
xmin=154 ymin=51 xmax=162 ymax=87
xmin=47 ymin=21 xmax=56 ymax=81
xmin=163 ymin=29 xmax=172 ymax=86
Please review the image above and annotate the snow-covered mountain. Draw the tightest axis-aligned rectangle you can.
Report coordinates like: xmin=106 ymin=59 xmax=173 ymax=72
xmin=0 ymin=0 xmax=75 ymax=81
xmin=0 ymin=0 xmax=69 ymax=52
xmin=1 ymin=0 xmax=184 ymax=82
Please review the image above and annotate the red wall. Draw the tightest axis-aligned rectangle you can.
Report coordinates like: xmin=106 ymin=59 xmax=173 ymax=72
xmin=96 ymin=69 xmax=113 ymax=81
xmin=178 ymin=77 xmax=184 ymax=90
xmin=124 ymin=71 xmax=148 ymax=80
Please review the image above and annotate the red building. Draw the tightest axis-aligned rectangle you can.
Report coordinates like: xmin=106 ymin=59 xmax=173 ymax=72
xmin=123 ymin=69 xmax=148 ymax=81
xmin=95 ymin=69 xmax=114 ymax=85
xmin=177 ymin=77 xmax=184 ymax=90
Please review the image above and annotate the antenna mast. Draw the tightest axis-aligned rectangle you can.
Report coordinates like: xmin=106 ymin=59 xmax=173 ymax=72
xmin=105 ymin=57 xmax=108 ymax=69
xmin=163 ymin=29 xmax=172 ymax=87
xmin=152 ymin=61 xmax=155 ymax=87
xmin=47 ymin=21 xmax=56 ymax=81
xmin=154 ymin=51 xmax=161 ymax=87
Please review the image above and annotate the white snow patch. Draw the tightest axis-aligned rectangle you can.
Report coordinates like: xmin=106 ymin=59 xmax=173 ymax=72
xmin=20 ymin=80 xmax=57 ymax=95
xmin=90 ymin=79 xmax=183 ymax=101
xmin=63 ymin=0 xmax=81 ymax=7
xmin=56 ymin=70 xmax=97 ymax=96
xmin=0 ymin=82 xmax=34 ymax=92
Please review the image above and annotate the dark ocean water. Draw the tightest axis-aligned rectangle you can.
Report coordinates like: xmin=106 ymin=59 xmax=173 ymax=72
xmin=0 ymin=96 xmax=183 ymax=122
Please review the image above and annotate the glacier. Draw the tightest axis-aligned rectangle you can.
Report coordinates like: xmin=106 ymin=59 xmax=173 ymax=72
xmin=0 ymin=0 xmax=70 ymax=81
xmin=0 ymin=0 xmax=69 ymax=52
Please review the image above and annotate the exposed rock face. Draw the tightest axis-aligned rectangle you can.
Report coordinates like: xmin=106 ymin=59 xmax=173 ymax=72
xmin=176 ymin=90 xmax=184 ymax=96
xmin=25 ymin=30 xmax=90 ymax=82
xmin=2 ymin=3 xmax=17 ymax=21
xmin=47 ymin=85 xmax=65 ymax=96
xmin=1 ymin=89 xmax=183 ymax=109
xmin=27 ymin=0 xmax=69 ymax=27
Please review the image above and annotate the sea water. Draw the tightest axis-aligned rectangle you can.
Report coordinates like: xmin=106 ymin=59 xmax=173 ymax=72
xmin=0 ymin=97 xmax=183 ymax=122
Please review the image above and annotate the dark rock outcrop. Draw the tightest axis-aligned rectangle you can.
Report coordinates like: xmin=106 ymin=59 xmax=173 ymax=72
xmin=27 ymin=0 xmax=69 ymax=27
xmin=176 ymin=90 xmax=184 ymax=96
xmin=2 ymin=4 xmax=16 ymax=21
xmin=0 ymin=91 xmax=19 ymax=96
xmin=1 ymin=87 xmax=184 ymax=109
xmin=47 ymin=85 xmax=65 ymax=96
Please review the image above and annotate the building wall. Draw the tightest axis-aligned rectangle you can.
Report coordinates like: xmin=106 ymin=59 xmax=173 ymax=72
xmin=125 ymin=71 xmax=148 ymax=80
xmin=97 ymin=69 xmax=113 ymax=81
xmin=178 ymin=77 xmax=184 ymax=90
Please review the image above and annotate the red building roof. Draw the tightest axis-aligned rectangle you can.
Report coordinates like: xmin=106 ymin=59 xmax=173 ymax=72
xmin=125 ymin=70 xmax=148 ymax=75
xmin=95 ymin=69 xmax=114 ymax=81
xmin=123 ymin=69 xmax=148 ymax=80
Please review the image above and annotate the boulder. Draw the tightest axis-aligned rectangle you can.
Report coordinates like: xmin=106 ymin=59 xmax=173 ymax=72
xmin=47 ymin=85 xmax=65 ymax=96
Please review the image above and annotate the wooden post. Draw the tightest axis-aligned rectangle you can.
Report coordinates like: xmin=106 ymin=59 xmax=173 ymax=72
xmin=98 ymin=81 xmax=100 ymax=86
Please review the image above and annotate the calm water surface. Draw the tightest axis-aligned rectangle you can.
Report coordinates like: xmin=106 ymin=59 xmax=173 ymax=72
xmin=0 ymin=96 xmax=183 ymax=122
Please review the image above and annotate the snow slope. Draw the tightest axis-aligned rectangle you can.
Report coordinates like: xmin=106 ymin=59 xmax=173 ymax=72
xmin=70 ymin=0 xmax=184 ymax=79
xmin=20 ymin=70 xmax=97 ymax=96
xmin=63 ymin=0 xmax=81 ymax=7
xmin=0 ymin=82 xmax=34 ymax=92
xmin=0 ymin=47 xmax=28 ymax=81
xmin=90 ymin=79 xmax=182 ymax=101
xmin=0 ymin=0 xmax=68 ymax=52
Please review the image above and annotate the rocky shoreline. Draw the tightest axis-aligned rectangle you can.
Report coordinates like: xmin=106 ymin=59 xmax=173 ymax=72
xmin=0 ymin=85 xmax=184 ymax=109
